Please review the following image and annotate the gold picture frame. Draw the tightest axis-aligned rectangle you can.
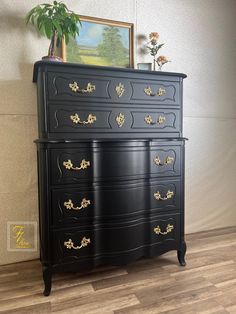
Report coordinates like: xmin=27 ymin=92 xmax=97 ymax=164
xmin=62 ymin=15 xmax=134 ymax=68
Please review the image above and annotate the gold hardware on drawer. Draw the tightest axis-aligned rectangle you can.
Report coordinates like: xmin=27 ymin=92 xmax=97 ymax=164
xmin=116 ymin=113 xmax=125 ymax=127
xmin=70 ymin=113 xmax=96 ymax=125
xmin=154 ymin=224 xmax=174 ymax=235
xmin=154 ymin=156 xmax=174 ymax=166
xmin=115 ymin=83 xmax=125 ymax=97
xmin=154 ymin=190 xmax=174 ymax=201
xmin=157 ymin=116 xmax=166 ymax=124
xmin=64 ymin=237 xmax=91 ymax=250
xmin=64 ymin=198 xmax=91 ymax=211
xmin=63 ymin=159 xmax=90 ymax=171
xmin=144 ymin=86 xmax=166 ymax=97
xmin=144 ymin=115 xmax=166 ymax=125
xmin=69 ymin=82 xmax=96 ymax=93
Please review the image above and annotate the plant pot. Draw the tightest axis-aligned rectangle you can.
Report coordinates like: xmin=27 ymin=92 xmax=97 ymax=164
xmin=42 ymin=55 xmax=63 ymax=62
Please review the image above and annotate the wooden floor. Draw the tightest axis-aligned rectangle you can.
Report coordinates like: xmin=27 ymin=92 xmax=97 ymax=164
xmin=1 ymin=227 xmax=236 ymax=314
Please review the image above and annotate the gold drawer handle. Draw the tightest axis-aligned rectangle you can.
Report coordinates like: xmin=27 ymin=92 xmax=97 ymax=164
xmin=144 ymin=115 xmax=166 ymax=125
xmin=70 ymin=113 xmax=96 ymax=124
xmin=144 ymin=86 xmax=166 ymax=97
xmin=154 ymin=156 xmax=174 ymax=166
xmin=154 ymin=224 xmax=174 ymax=235
xmin=154 ymin=190 xmax=174 ymax=201
xmin=64 ymin=198 xmax=91 ymax=211
xmin=64 ymin=237 xmax=91 ymax=250
xmin=63 ymin=159 xmax=90 ymax=171
xmin=69 ymin=81 xmax=96 ymax=93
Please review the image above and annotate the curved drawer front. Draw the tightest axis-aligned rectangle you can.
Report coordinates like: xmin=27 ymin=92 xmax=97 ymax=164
xmin=51 ymin=179 xmax=181 ymax=225
xmin=50 ymin=143 xmax=181 ymax=185
xmin=47 ymin=72 xmax=180 ymax=105
xmin=50 ymin=146 xmax=147 ymax=184
xmin=53 ymin=214 xmax=180 ymax=263
xmin=48 ymin=105 xmax=181 ymax=137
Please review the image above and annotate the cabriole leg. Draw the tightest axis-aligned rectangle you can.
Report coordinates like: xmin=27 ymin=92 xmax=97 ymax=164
xmin=177 ymin=241 xmax=187 ymax=266
xmin=43 ymin=266 xmax=52 ymax=296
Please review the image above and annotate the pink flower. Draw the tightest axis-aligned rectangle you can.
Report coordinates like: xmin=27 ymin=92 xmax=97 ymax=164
xmin=149 ymin=32 xmax=159 ymax=44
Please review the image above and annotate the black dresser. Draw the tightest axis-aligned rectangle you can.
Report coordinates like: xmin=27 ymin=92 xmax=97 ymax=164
xmin=33 ymin=61 xmax=187 ymax=296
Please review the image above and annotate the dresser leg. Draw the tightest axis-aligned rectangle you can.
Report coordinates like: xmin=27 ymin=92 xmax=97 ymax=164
xmin=177 ymin=241 xmax=187 ymax=266
xmin=43 ymin=266 xmax=52 ymax=296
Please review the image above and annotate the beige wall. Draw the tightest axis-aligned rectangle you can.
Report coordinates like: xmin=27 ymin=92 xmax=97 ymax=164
xmin=0 ymin=0 xmax=235 ymax=265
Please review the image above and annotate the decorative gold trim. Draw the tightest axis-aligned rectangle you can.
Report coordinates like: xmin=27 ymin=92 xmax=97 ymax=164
xmin=70 ymin=113 xmax=96 ymax=124
xmin=154 ymin=156 xmax=174 ymax=166
xmin=157 ymin=88 xmax=166 ymax=96
xmin=115 ymin=83 xmax=125 ymax=98
xmin=63 ymin=159 xmax=90 ymax=171
xmin=154 ymin=224 xmax=174 ymax=235
xmin=144 ymin=115 xmax=166 ymax=125
xmin=64 ymin=198 xmax=91 ymax=211
xmin=64 ymin=237 xmax=91 ymax=250
xmin=69 ymin=82 xmax=96 ymax=93
xmin=116 ymin=113 xmax=125 ymax=127
xmin=154 ymin=190 xmax=174 ymax=201
xmin=157 ymin=115 xmax=166 ymax=124
xmin=144 ymin=115 xmax=153 ymax=125
xmin=144 ymin=86 xmax=166 ymax=97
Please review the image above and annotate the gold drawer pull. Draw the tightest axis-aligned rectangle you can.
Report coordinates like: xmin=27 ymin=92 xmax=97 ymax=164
xmin=144 ymin=86 xmax=166 ymax=97
xmin=144 ymin=115 xmax=166 ymax=125
xmin=154 ymin=224 xmax=174 ymax=235
xmin=70 ymin=113 xmax=96 ymax=124
xmin=69 ymin=81 xmax=96 ymax=93
xmin=64 ymin=237 xmax=91 ymax=250
xmin=64 ymin=198 xmax=91 ymax=211
xmin=154 ymin=156 xmax=174 ymax=166
xmin=63 ymin=159 xmax=90 ymax=171
xmin=154 ymin=190 xmax=174 ymax=201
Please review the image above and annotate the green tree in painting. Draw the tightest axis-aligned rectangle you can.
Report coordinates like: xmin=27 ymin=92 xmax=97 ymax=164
xmin=66 ymin=38 xmax=82 ymax=63
xmin=98 ymin=26 xmax=129 ymax=67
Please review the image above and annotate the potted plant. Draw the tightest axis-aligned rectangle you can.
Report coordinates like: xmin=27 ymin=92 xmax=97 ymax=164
xmin=26 ymin=1 xmax=81 ymax=61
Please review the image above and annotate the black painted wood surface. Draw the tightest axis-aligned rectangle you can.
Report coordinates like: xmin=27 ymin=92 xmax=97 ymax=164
xmin=33 ymin=61 xmax=187 ymax=296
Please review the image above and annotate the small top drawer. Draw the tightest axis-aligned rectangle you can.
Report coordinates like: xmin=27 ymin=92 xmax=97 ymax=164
xmin=34 ymin=61 xmax=185 ymax=107
xmin=47 ymin=72 xmax=180 ymax=106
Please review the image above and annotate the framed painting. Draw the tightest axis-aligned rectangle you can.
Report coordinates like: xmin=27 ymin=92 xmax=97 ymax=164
xmin=62 ymin=15 xmax=134 ymax=68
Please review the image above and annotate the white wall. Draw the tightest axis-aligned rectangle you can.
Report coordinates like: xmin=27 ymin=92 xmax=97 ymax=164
xmin=0 ymin=0 xmax=235 ymax=265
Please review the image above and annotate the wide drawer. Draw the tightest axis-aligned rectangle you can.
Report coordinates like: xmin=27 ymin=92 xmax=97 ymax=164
xmin=47 ymin=71 xmax=181 ymax=106
xmin=49 ymin=142 xmax=182 ymax=184
xmin=53 ymin=214 xmax=180 ymax=264
xmin=48 ymin=105 xmax=181 ymax=138
xmin=51 ymin=178 xmax=181 ymax=225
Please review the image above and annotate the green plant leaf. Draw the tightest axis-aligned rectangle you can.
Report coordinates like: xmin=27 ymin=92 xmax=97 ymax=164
xmin=52 ymin=19 xmax=62 ymax=34
xmin=44 ymin=19 xmax=52 ymax=39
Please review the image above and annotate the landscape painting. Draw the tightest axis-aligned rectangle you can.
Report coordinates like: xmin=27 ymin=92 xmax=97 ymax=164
xmin=62 ymin=16 xmax=134 ymax=68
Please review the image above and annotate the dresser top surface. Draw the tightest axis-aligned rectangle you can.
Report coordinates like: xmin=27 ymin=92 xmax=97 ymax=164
xmin=33 ymin=60 xmax=187 ymax=83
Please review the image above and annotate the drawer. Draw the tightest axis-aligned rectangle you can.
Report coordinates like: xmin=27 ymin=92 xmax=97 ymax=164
xmin=48 ymin=105 xmax=181 ymax=137
xmin=53 ymin=214 xmax=180 ymax=263
xmin=47 ymin=71 xmax=180 ymax=106
xmin=150 ymin=145 xmax=181 ymax=176
xmin=130 ymin=80 xmax=180 ymax=105
xmin=50 ymin=142 xmax=182 ymax=185
xmin=51 ymin=178 xmax=181 ymax=225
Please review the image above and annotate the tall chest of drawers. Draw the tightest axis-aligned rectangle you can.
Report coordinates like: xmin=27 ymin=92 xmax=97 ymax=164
xmin=33 ymin=61 xmax=187 ymax=296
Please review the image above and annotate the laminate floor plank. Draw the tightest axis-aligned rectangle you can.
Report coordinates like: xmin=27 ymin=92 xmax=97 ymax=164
xmin=0 ymin=227 xmax=236 ymax=313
